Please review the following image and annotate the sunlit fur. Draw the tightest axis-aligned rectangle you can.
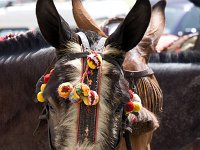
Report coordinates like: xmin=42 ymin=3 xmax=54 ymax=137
xmin=119 ymin=107 xmax=159 ymax=150
xmin=44 ymin=42 xmax=129 ymax=149
xmin=131 ymin=107 xmax=159 ymax=136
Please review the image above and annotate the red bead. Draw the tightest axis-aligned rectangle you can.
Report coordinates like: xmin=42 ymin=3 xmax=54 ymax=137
xmin=61 ymin=85 xmax=70 ymax=92
xmin=125 ymin=101 xmax=134 ymax=112
xmin=44 ymin=74 xmax=50 ymax=83
xmin=50 ymin=69 xmax=54 ymax=75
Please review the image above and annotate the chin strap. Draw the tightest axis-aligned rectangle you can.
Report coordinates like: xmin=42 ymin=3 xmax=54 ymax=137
xmin=124 ymin=124 xmax=133 ymax=150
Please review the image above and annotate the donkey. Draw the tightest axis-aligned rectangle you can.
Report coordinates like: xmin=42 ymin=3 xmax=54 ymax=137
xmin=147 ymin=50 xmax=200 ymax=149
xmin=149 ymin=63 xmax=200 ymax=150
xmin=121 ymin=1 xmax=166 ymax=149
xmin=34 ymin=0 xmax=152 ymax=149
xmin=0 ymin=35 xmax=54 ymax=149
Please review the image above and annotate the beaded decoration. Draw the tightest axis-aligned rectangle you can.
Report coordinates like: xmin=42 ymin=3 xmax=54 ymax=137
xmin=36 ymin=51 xmax=142 ymax=115
xmin=36 ymin=52 xmax=102 ymax=106
xmin=125 ymin=90 xmax=142 ymax=115
xmin=0 ymin=33 xmax=18 ymax=41
xmin=37 ymin=69 xmax=54 ymax=102
xmin=58 ymin=52 xmax=102 ymax=106
xmin=124 ymin=89 xmax=143 ymax=124
xmin=87 ymin=53 xmax=102 ymax=69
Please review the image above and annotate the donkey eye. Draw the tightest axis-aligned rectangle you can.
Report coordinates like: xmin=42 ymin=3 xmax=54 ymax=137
xmin=48 ymin=103 xmax=56 ymax=113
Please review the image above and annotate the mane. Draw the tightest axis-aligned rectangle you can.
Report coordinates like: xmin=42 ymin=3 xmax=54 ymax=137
xmin=149 ymin=50 xmax=200 ymax=63
xmin=0 ymin=47 xmax=56 ymax=149
xmin=0 ymin=29 xmax=50 ymax=56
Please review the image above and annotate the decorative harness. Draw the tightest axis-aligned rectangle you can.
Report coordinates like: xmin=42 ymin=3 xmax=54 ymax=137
xmin=34 ymin=32 xmax=154 ymax=150
xmin=76 ymin=32 xmax=106 ymax=144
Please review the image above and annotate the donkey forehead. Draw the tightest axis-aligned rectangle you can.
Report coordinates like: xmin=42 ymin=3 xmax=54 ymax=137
xmin=76 ymin=31 xmax=104 ymax=50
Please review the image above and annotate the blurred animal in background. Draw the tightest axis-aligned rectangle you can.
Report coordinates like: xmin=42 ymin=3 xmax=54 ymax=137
xmin=149 ymin=62 xmax=200 ymax=150
xmin=156 ymin=32 xmax=200 ymax=52
xmin=0 ymin=29 xmax=53 ymax=150
xmin=147 ymin=1 xmax=200 ymax=149
xmin=122 ymin=1 xmax=166 ymax=149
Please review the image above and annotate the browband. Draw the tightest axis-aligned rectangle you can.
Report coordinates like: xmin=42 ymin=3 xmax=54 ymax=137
xmin=76 ymin=32 xmax=124 ymax=76
xmin=77 ymin=32 xmax=106 ymax=51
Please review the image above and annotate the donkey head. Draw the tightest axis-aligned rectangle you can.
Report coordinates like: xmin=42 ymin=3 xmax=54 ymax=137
xmin=36 ymin=0 xmax=151 ymax=149
xmin=122 ymin=0 xmax=166 ymax=114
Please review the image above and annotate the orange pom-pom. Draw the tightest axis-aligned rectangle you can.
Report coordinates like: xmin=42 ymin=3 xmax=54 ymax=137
xmin=69 ymin=88 xmax=82 ymax=103
xmin=58 ymin=82 xmax=73 ymax=99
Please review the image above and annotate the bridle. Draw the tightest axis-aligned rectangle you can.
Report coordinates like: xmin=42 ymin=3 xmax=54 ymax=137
xmin=34 ymin=32 xmax=154 ymax=150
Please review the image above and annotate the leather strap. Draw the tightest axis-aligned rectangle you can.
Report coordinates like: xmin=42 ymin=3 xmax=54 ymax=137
xmin=95 ymin=37 xmax=106 ymax=51
xmin=124 ymin=67 xmax=154 ymax=79
xmin=77 ymin=32 xmax=90 ymax=50
xmin=76 ymin=32 xmax=105 ymax=144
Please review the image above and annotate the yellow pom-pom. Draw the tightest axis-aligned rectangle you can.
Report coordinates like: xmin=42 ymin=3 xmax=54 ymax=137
xmin=81 ymin=84 xmax=90 ymax=96
xmin=87 ymin=61 xmax=96 ymax=69
xmin=37 ymin=92 xmax=45 ymax=103
xmin=82 ymin=97 xmax=90 ymax=105
xmin=133 ymin=101 xmax=142 ymax=112
xmin=40 ymin=84 xmax=46 ymax=92
xmin=58 ymin=82 xmax=73 ymax=99
xmin=87 ymin=53 xmax=102 ymax=69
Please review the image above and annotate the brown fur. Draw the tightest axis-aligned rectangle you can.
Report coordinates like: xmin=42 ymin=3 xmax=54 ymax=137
xmin=121 ymin=1 xmax=166 ymax=149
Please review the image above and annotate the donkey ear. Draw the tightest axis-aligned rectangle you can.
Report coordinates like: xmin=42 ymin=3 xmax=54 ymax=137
xmin=105 ymin=0 xmax=151 ymax=51
xmin=148 ymin=0 xmax=166 ymax=48
xmin=36 ymin=0 xmax=75 ymax=49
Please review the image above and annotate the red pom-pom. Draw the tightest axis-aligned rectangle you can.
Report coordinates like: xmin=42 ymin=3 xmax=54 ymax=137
xmin=44 ymin=74 xmax=50 ymax=83
xmin=129 ymin=90 xmax=134 ymax=100
xmin=125 ymin=101 xmax=134 ymax=112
